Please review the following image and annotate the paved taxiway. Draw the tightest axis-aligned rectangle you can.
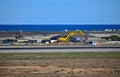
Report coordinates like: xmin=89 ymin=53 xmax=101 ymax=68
xmin=0 ymin=46 xmax=120 ymax=53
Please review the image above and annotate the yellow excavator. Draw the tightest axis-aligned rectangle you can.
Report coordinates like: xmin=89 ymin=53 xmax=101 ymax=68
xmin=57 ymin=30 xmax=86 ymax=42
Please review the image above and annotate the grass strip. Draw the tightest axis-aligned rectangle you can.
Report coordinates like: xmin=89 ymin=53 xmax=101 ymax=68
xmin=0 ymin=52 xmax=120 ymax=60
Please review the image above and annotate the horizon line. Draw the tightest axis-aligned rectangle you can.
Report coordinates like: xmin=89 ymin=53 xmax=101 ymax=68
xmin=0 ymin=24 xmax=120 ymax=25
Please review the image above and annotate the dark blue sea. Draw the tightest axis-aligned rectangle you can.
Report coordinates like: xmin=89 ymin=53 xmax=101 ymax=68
xmin=0 ymin=24 xmax=120 ymax=31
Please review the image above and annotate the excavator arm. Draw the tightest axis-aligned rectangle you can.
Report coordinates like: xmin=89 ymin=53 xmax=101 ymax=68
xmin=57 ymin=30 xmax=86 ymax=42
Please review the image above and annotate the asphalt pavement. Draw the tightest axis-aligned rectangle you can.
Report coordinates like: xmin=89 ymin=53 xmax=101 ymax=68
xmin=0 ymin=46 xmax=120 ymax=53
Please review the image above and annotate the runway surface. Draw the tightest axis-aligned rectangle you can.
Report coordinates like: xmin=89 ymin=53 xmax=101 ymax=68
xmin=0 ymin=46 xmax=120 ymax=53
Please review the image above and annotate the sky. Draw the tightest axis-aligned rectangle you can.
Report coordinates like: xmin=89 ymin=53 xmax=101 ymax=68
xmin=0 ymin=0 xmax=120 ymax=24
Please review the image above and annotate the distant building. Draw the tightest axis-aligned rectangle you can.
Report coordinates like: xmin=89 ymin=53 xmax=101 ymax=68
xmin=2 ymin=39 xmax=17 ymax=44
xmin=28 ymin=40 xmax=37 ymax=44
xmin=17 ymin=39 xmax=28 ymax=43
xmin=27 ymin=39 xmax=42 ymax=44
xmin=69 ymin=34 xmax=85 ymax=42
xmin=50 ymin=35 xmax=61 ymax=43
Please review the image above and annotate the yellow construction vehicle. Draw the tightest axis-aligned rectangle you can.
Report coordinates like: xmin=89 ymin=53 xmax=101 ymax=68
xmin=57 ymin=30 xmax=86 ymax=42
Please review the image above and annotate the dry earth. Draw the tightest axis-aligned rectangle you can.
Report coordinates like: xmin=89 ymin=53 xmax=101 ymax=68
xmin=0 ymin=59 xmax=120 ymax=77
